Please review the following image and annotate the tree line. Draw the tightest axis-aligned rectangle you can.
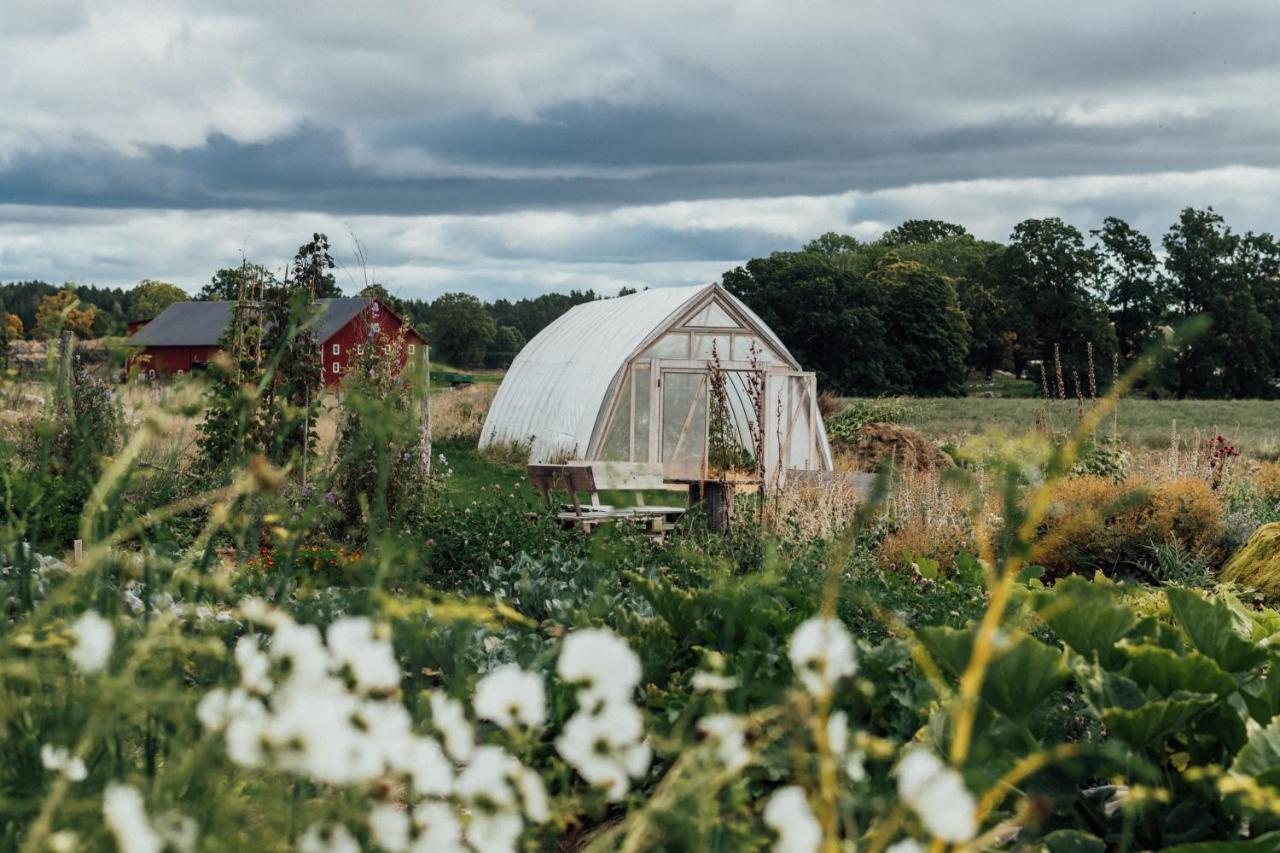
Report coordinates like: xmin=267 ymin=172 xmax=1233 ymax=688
xmin=725 ymin=209 xmax=1280 ymax=398
xmin=5 ymin=208 xmax=1279 ymax=397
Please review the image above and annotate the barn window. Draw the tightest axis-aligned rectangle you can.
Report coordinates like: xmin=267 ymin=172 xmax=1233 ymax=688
xmin=332 ymin=362 xmax=340 ymax=374
xmin=408 ymin=344 xmax=416 ymax=355
xmin=332 ymin=343 xmax=340 ymax=355
xmin=372 ymin=322 xmax=381 ymax=334
xmin=356 ymin=344 xmax=364 ymax=355
xmin=384 ymin=344 xmax=392 ymax=355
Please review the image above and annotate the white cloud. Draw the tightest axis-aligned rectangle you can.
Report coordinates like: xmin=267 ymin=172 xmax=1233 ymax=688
xmin=5 ymin=165 xmax=1280 ymax=301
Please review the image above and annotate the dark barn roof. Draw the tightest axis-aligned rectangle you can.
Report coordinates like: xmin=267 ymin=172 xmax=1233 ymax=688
xmin=128 ymin=298 xmax=378 ymax=347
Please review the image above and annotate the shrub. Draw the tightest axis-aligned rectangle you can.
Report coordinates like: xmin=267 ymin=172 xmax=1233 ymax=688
xmin=1221 ymin=523 xmax=1280 ymax=599
xmin=1033 ymin=476 xmax=1226 ymax=579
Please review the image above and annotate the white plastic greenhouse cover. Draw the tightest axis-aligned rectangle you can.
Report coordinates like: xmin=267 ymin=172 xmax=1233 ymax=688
xmin=479 ymin=283 xmax=797 ymax=461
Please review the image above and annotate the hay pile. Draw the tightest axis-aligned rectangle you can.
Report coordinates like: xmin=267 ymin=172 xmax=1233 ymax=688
xmin=832 ymin=421 xmax=953 ymax=473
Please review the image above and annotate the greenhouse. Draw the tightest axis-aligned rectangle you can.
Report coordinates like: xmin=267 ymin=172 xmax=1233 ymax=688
xmin=480 ymin=282 xmax=833 ymax=482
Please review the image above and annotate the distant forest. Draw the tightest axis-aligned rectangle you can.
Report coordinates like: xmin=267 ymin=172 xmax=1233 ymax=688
xmin=3 ymin=206 xmax=1279 ymax=398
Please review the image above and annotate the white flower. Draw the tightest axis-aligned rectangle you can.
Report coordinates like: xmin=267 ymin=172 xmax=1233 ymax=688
xmin=787 ymin=616 xmax=856 ymax=695
xmin=327 ymin=617 xmax=401 ymax=693
xmin=827 ymin=711 xmax=849 ymax=757
xmin=513 ymin=763 xmax=550 ymax=824
xmin=409 ymin=802 xmax=465 ymax=853
xmin=557 ymin=628 xmax=642 ymax=704
xmin=429 ymin=692 xmax=475 ymax=762
xmin=152 ymin=812 xmax=198 ymax=853
xmin=41 ymin=744 xmax=87 ymax=782
xmin=885 ymin=841 xmax=926 ymax=853
xmin=266 ymin=677 xmax=378 ymax=784
xmin=103 ymin=784 xmax=162 ymax=853
xmin=697 ymin=714 xmax=750 ymax=771
xmin=47 ymin=831 xmax=78 ymax=853
xmin=239 ymin=597 xmax=280 ymax=626
xmin=691 ymin=671 xmax=739 ymax=692
xmin=369 ymin=803 xmax=410 ymax=853
xmin=845 ymin=750 xmax=867 ymax=783
xmin=555 ymin=702 xmax=650 ymax=801
xmin=464 ymin=811 xmax=523 ymax=853
xmin=455 ymin=745 xmax=519 ymax=811
xmin=895 ymin=749 xmax=977 ymax=842
xmin=69 ymin=610 xmax=114 ymax=674
xmin=762 ymin=786 xmax=821 ymax=853
xmin=235 ymin=636 xmax=272 ymax=694
xmin=268 ymin=620 xmax=329 ymax=685
xmin=473 ymin=663 xmax=546 ymax=729
xmin=398 ymin=734 xmax=453 ymax=797
xmin=298 ymin=823 xmax=360 ymax=853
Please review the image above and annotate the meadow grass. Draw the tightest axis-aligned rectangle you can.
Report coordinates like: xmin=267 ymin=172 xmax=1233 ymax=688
xmin=856 ymin=396 xmax=1280 ymax=459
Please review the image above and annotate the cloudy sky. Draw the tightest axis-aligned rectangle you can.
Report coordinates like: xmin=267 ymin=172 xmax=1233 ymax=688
xmin=2 ymin=0 xmax=1278 ymax=300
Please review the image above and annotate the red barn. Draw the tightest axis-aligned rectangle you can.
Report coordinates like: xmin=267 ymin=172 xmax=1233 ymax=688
xmin=127 ymin=297 xmax=426 ymax=387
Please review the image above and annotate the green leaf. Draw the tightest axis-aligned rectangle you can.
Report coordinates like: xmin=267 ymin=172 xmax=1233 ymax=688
xmin=1101 ymin=692 xmax=1216 ymax=747
xmin=1039 ymin=829 xmax=1105 ymax=853
xmin=954 ymin=552 xmax=985 ymax=587
xmin=1167 ymin=587 xmax=1268 ymax=673
xmin=1240 ymin=675 xmax=1280 ymax=725
xmin=1037 ymin=575 xmax=1136 ymax=669
xmin=1231 ymin=715 xmax=1280 ymax=786
xmin=917 ymin=625 xmax=1069 ymax=720
xmin=1121 ymin=643 xmax=1237 ymax=698
xmin=1163 ymin=831 xmax=1280 ymax=851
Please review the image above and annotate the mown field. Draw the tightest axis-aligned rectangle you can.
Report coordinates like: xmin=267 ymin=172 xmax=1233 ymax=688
xmin=5 ymin=340 xmax=1280 ymax=852
xmin=892 ymin=396 xmax=1280 ymax=458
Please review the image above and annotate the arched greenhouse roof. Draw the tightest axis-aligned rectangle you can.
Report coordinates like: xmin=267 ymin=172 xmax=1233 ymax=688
xmin=479 ymin=282 xmax=798 ymax=461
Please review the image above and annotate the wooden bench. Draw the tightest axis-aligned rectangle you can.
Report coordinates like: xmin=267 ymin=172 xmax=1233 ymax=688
xmin=527 ymin=462 xmax=687 ymax=538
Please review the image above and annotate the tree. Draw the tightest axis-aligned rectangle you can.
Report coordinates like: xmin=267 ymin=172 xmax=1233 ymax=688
xmin=359 ymin=283 xmax=408 ymax=317
xmin=129 ymin=279 xmax=187 ymax=320
xmin=0 ymin=313 xmax=18 ymax=369
xmin=1162 ymin=208 xmax=1276 ymax=397
xmin=886 ymin=234 xmax=1012 ymax=378
xmin=35 ymin=288 xmax=97 ymax=339
xmin=198 ymin=263 xmax=279 ymax=301
xmin=869 ymin=256 xmax=969 ymax=395
xmin=429 ymin=293 xmax=496 ymax=368
xmin=485 ymin=325 xmax=526 ymax=368
xmin=1006 ymin=218 xmax=1115 ymax=384
xmin=1091 ymin=217 xmax=1165 ymax=364
xmin=879 ymin=219 xmax=969 ymax=247
xmin=290 ymin=233 xmax=342 ymax=298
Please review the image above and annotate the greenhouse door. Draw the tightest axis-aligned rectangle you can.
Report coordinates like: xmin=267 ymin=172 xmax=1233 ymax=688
xmin=658 ymin=369 xmax=709 ymax=478
xmin=763 ymin=371 xmax=818 ymax=483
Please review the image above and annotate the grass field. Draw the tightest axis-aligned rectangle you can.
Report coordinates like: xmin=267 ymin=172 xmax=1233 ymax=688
xmin=880 ymin=396 xmax=1280 ymax=459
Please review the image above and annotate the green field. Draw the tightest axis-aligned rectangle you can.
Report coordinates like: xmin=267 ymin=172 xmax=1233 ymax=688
xmin=844 ymin=395 xmax=1280 ymax=459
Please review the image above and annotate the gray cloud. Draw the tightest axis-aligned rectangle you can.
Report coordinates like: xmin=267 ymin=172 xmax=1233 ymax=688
xmin=1 ymin=0 xmax=1279 ymax=296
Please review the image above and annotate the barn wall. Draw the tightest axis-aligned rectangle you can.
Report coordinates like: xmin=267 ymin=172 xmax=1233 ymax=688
xmin=129 ymin=300 xmax=426 ymax=386
xmin=320 ymin=303 xmax=427 ymax=387
xmin=134 ymin=345 xmax=220 ymax=377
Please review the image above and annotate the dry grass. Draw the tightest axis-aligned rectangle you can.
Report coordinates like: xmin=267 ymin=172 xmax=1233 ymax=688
xmin=432 ymin=383 xmax=498 ymax=443
xmin=766 ymin=476 xmax=866 ymax=541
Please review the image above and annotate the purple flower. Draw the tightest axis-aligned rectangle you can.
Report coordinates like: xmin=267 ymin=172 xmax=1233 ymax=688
xmin=325 ymin=491 xmax=336 ymax=505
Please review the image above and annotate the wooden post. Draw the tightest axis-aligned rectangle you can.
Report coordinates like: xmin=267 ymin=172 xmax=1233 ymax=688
xmin=58 ymin=330 xmax=75 ymax=389
xmin=703 ymin=481 xmax=734 ymax=532
xmin=420 ymin=344 xmax=432 ymax=475
xmin=72 ymin=539 xmax=83 ymax=565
